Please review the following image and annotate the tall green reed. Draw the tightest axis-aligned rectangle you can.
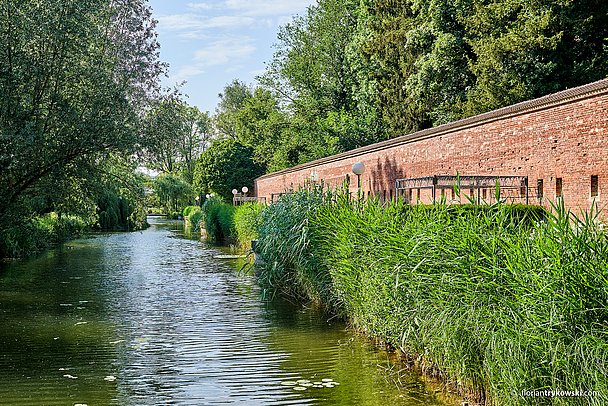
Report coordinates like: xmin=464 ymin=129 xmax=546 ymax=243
xmin=252 ymin=187 xmax=608 ymax=405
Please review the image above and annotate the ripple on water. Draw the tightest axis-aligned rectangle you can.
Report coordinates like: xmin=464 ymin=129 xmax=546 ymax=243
xmin=0 ymin=218 xmax=449 ymax=406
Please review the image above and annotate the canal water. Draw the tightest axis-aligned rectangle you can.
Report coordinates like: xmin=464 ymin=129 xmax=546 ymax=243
xmin=0 ymin=217 xmax=450 ymax=405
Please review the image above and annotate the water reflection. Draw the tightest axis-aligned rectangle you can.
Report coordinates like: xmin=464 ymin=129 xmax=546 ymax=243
xmin=0 ymin=217 xmax=450 ymax=405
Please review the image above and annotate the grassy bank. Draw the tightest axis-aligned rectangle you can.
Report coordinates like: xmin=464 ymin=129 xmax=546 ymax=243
xmin=247 ymin=188 xmax=608 ymax=405
xmin=195 ymin=199 xmax=263 ymax=248
xmin=0 ymin=213 xmax=89 ymax=259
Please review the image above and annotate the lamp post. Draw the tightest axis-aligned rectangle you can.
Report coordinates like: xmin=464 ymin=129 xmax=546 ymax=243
xmin=195 ymin=195 xmax=200 ymax=207
xmin=232 ymin=189 xmax=238 ymax=205
xmin=241 ymin=186 xmax=248 ymax=196
xmin=352 ymin=162 xmax=365 ymax=191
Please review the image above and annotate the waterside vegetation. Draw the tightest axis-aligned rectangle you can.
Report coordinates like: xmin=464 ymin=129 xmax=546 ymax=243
xmin=236 ymin=188 xmax=607 ymax=405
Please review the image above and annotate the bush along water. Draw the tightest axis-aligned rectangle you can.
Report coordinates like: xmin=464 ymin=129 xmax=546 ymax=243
xmin=183 ymin=205 xmax=205 ymax=231
xmin=202 ymin=198 xmax=236 ymax=244
xmin=249 ymin=188 xmax=608 ymax=405
xmin=233 ymin=202 xmax=264 ymax=250
xmin=0 ymin=212 xmax=88 ymax=258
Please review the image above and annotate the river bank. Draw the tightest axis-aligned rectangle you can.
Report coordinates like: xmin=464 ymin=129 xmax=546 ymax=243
xmin=231 ymin=189 xmax=607 ymax=406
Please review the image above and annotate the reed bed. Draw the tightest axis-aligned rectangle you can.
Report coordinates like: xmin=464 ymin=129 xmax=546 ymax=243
xmin=251 ymin=188 xmax=608 ymax=405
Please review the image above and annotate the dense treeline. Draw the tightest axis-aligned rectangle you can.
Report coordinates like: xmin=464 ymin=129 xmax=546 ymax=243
xmin=0 ymin=0 xmax=166 ymax=256
xmin=144 ymin=0 xmax=608 ymax=214
xmin=209 ymin=0 xmax=607 ymax=175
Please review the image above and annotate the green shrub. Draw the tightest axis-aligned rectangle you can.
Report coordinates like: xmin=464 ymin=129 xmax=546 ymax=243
xmin=233 ymin=202 xmax=264 ymax=250
xmin=182 ymin=205 xmax=199 ymax=218
xmin=0 ymin=212 xmax=88 ymax=258
xmin=202 ymin=199 xmax=236 ymax=244
xmin=189 ymin=208 xmax=205 ymax=231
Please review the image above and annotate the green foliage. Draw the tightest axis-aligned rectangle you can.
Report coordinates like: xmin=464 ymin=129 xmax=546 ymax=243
xmin=183 ymin=205 xmax=205 ymax=230
xmin=255 ymin=188 xmax=334 ymax=305
xmin=359 ymin=0 xmax=608 ymax=131
xmin=255 ymin=191 xmax=608 ymax=404
xmin=225 ymin=0 xmax=608 ymax=164
xmin=215 ymin=79 xmax=253 ymax=139
xmin=189 ymin=209 xmax=205 ymax=231
xmin=142 ymin=95 xmax=211 ymax=183
xmin=153 ymin=173 xmax=192 ymax=214
xmin=202 ymin=199 xmax=236 ymax=244
xmin=0 ymin=213 xmax=88 ymax=258
xmin=182 ymin=206 xmax=199 ymax=217
xmin=233 ymin=202 xmax=264 ymax=250
xmin=0 ymin=0 xmax=164 ymax=221
xmin=96 ymin=188 xmax=146 ymax=232
xmin=193 ymin=139 xmax=264 ymax=202
xmin=0 ymin=0 xmax=165 ymax=256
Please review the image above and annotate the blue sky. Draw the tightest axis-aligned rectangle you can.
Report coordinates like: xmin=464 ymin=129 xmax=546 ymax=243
xmin=148 ymin=0 xmax=316 ymax=114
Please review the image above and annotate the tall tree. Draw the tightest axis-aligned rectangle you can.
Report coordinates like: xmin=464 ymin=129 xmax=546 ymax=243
xmin=193 ymin=139 xmax=264 ymax=202
xmin=143 ymin=95 xmax=211 ymax=182
xmin=0 ymin=0 xmax=164 ymax=220
xmin=214 ymin=79 xmax=252 ymax=139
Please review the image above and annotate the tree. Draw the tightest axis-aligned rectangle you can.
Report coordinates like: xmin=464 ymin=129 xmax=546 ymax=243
xmin=258 ymin=0 xmax=388 ymax=160
xmin=193 ymin=139 xmax=264 ymax=202
xmin=214 ymin=79 xmax=252 ymax=139
xmin=0 ymin=0 xmax=164 ymax=222
xmin=142 ymin=95 xmax=211 ymax=182
xmin=153 ymin=173 xmax=192 ymax=214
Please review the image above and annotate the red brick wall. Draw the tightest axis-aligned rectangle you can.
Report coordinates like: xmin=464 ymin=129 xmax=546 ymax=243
xmin=255 ymin=80 xmax=608 ymax=213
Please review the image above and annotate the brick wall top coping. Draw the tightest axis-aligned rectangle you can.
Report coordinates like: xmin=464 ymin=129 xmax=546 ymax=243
xmin=256 ymin=78 xmax=608 ymax=181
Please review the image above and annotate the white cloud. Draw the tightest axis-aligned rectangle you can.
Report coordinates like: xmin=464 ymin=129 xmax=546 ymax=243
xmin=167 ymin=36 xmax=256 ymax=84
xmin=204 ymin=15 xmax=255 ymax=28
xmin=224 ymin=0 xmax=315 ymax=17
xmin=194 ymin=37 xmax=256 ymax=66
xmin=169 ymin=65 xmax=207 ymax=85
xmin=157 ymin=14 xmax=255 ymax=33
xmin=186 ymin=2 xmax=216 ymax=10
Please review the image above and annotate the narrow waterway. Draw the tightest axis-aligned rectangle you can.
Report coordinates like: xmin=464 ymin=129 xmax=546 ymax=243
xmin=0 ymin=217 xmax=450 ymax=405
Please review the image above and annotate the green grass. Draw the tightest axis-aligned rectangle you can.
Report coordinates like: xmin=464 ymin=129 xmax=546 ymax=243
xmin=247 ymin=189 xmax=608 ymax=405
xmin=233 ymin=202 xmax=264 ymax=250
xmin=0 ymin=212 xmax=88 ymax=258
xmin=202 ymin=199 xmax=236 ymax=244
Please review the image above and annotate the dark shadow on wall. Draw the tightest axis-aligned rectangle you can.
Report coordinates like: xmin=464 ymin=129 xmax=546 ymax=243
xmin=368 ymin=156 xmax=405 ymax=198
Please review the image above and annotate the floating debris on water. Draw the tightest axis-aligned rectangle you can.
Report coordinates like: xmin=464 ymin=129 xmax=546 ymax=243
xmin=285 ymin=377 xmax=339 ymax=390
xmin=213 ymin=254 xmax=246 ymax=259
xmin=104 ymin=376 xmax=116 ymax=382
xmin=63 ymin=374 xmax=78 ymax=379
xmin=60 ymin=303 xmax=73 ymax=307
xmin=78 ymin=301 xmax=89 ymax=304
xmin=109 ymin=340 xmax=125 ymax=345
xmin=53 ymin=337 xmax=59 ymax=340
xmin=74 ymin=321 xmax=88 ymax=325
xmin=74 ymin=403 xmax=88 ymax=406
